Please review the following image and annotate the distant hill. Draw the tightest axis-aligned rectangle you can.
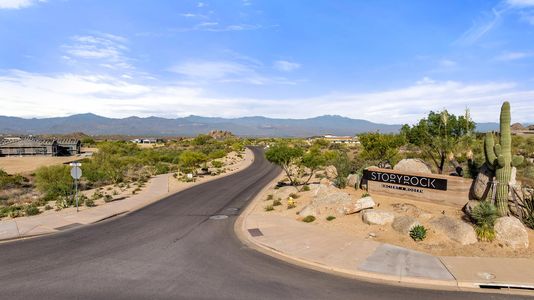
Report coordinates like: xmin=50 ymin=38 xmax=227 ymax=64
xmin=0 ymin=114 xmax=402 ymax=137
xmin=0 ymin=114 xmax=519 ymax=137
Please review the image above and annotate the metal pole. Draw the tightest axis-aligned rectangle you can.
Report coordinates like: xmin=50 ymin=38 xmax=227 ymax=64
xmin=75 ymin=177 xmax=79 ymax=212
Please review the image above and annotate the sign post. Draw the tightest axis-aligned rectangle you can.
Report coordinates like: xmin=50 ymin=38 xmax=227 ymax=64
xmin=70 ymin=162 xmax=82 ymax=212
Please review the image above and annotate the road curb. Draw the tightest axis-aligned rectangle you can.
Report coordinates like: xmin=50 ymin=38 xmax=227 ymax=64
xmin=1 ymin=149 xmax=255 ymax=244
xmin=234 ymin=176 xmax=533 ymax=296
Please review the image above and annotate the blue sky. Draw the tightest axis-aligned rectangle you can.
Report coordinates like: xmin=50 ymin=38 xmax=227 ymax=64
xmin=1 ymin=0 xmax=534 ymax=124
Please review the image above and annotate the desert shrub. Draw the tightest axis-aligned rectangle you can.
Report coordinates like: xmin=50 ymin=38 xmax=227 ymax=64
xmin=85 ymin=197 xmax=95 ymax=207
xmin=361 ymin=192 xmax=371 ymax=198
xmin=409 ymin=225 xmax=427 ymax=241
xmin=326 ymin=215 xmax=336 ymax=221
xmin=112 ymin=190 xmax=119 ymax=196
xmin=104 ymin=195 xmax=113 ymax=202
xmin=302 ymin=215 xmax=316 ymax=223
xmin=471 ymin=201 xmax=498 ymax=241
xmin=91 ymin=191 xmax=103 ymax=200
xmin=273 ymin=199 xmax=282 ymax=206
xmin=44 ymin=204 xmax=53 ymax=210
xmin=0 ymin=169 xmax=26 ymax=189
xmin=301 ymin=185 xmax=310 ymax=192
xmin=55 ymin=196 xmax=70 ymax=209
xmin=25 ymin=205 xmax=40 ymax=216
xmin=211 ymin=160 xmax=224 ymax=168
xmin=35 ymin=165 xmax=73 ymax=200
xmin=288 ymin=193 xmax=300 ymax=199
xmin=264 ymin=205 xmax=274 ymax=211
xmin=266 ymin=194 xmax=273 ymax=200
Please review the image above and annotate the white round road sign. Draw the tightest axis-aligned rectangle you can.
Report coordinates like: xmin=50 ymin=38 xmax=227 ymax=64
xmin=70 ymin=167 xmax=82 ymax=179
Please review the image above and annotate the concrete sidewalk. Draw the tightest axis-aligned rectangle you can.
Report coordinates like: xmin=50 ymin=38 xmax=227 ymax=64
xmin=0 ymin=149 xmax=254 ymax=243
xmin=237 ymin=178 xmax=534 ymax=295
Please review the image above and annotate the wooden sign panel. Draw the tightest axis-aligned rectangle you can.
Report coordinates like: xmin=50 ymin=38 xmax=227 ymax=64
xmin=362 ymin=167 xmax=472 ymax=208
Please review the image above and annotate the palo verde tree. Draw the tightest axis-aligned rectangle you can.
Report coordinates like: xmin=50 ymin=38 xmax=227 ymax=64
xmin=265 ymin=143 xmax=304 ymax=186
xmin=358 ymin=132 xmax=405 ymax=165
xmin=300 ymin=146 xmax=326 ymax=185
xmin=401 ymin=109 xmax=475 ymax=174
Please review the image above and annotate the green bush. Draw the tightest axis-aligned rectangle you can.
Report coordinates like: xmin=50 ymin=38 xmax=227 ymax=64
xmin=326 ymin=216 xmax=336 ymax=221
xmin=35 ymin=165 xmax=73 ymax=200
xmin=301 ymin=185 xmax=310 ymax=192
xmin=471 ymin=201 xmax=498 ymax=242
xmin=302 ymin=215 xmax=316 ymax=223
xmin=0 ymin=169 xmax=26 ymax=189
xmin=288 ymin=193 xmax=300 ymax=199
xmin=44 ymin=204 xmax=53 ymax=210
xmin=264 ymin=205 xmax=274 ymax=211
xmin=104 ymin=195 xmax=113 ymax=202
xmin=273 ymin=199 xmax=282 ymax=206
xmin=25 ymin=205 xmax=40 ymax=216
xmin=266 ymin=194 xmax=273 ymax=200
xmin=409 ymin=225 xmax=427 ymax=241
xmin=85 ymin=198 xmax=96 ymax=207
xmin=211 ymin=160 xmax=224 ymax=168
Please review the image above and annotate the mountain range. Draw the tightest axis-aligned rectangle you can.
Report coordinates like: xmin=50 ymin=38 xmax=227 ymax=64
xmin=0 ymin=113 xmax=504 ymax=137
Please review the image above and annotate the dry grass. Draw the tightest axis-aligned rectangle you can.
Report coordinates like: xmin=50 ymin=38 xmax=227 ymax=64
xmin=0 ymin=156 xmax=79 ymax=174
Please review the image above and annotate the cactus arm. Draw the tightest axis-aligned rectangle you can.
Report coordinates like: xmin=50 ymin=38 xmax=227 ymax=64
xmin=497 ymin=155 xmax=506 ymax=168
xmin=484 ymin=132 xmax=497 ymax=169
xmin=494 ymin=144 xmax=502 ymax=157
xmin=512 ymin=155 xmax=524 ymax=167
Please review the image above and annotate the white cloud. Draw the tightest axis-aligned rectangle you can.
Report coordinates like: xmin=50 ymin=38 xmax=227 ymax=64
xmin=456 ymin=8 xmax=504 ymax=45
xmin=274 ymin=60 xmax=301 ymax=72
xmin=496 ymin=51 xmax=533 ymax=60
xmin=1 ymin=70 xmax=533 ymax=124
xmin=507 ymin=0 xmax=534 ymax=7
xmin=0 ymin=0 xmax=45 ymax=9
xmin=169 ymin=60 xmax=295 ymax=85
xmin=62 ymin=33 xmax=133 ymax=70
xmin=438 ymin=59 xmax=457 ymax=68
xmin=197 ymin=2 xmax=206 ymax=8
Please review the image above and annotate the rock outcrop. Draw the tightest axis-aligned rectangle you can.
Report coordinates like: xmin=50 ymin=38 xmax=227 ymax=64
xmin=347 ymin=174 xmax=359 ymax=189
xmin=431 ymin=216 xmax=477 ymax=245
xmin=495 ymin=217 xmax=529 ymax=249
xmin=362 ymin=210 xmax=394 ymax=225
xmin=342 ymin=196 xmax=375 ymax=215
xmin=393 ymin=159 xmax=432 ymax=174
xmin=392 ymin=216 xmax=421 ymax=235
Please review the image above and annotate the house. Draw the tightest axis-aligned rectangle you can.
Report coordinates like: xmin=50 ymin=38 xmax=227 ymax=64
xmin=57 ymin=139 xmax=81 ymax=156
xmin=322 ymin=134 xmax=359 ymax=144
xmin=0 ymin=138 xmax=58 ymax=156
xmin=0 ymin=138 xmax=81 ymax=157
xmin=130 ymin=138 xmax=163 ymax=144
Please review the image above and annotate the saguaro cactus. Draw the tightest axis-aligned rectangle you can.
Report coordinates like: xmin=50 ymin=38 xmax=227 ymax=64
xmin=484 ymin=101 xmax=524 ymax=216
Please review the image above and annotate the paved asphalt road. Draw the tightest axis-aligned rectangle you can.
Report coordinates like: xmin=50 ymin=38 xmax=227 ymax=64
xmin=0 ymin=147 xmax=529 ymax=299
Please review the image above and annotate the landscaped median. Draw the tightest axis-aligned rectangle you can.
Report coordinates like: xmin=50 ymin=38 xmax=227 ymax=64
xmin=0 ymin=148 xmax=254 ymax=242
xmin=235 ymin=173 xmax=534 ymax=295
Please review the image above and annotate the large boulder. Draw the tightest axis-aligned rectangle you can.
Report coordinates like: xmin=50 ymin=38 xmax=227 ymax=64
xmin=392 ymin=216 xmax=421 ymax=234
xmin=298 ymin=204 xmax=318 ymax=217
xmin=313 ymin=184 xmax=352 ymax=206
xmin=347 ymin=174 xmax=360 ymax=189
xmin=273 ymin=186 xmax=299 ymax=200
xmin=431 ymin=216 xmax=477 ymax=245
xmin=296 ymin=184 xmax=353 ymax=216
xmin=343 ymin=196 xmax=375 ymax=215
xmin=393 ymin=159 xmax=432 ymax=174
xmin=362 ymin=210 xmax=395 ymax=225
xmin=472 ymin=164 xmax=493 ymax=200
xmin=495 ymin=217 xmax=529 ymax=249
xmin=325 ymin=165 xmax=337 ymax=179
